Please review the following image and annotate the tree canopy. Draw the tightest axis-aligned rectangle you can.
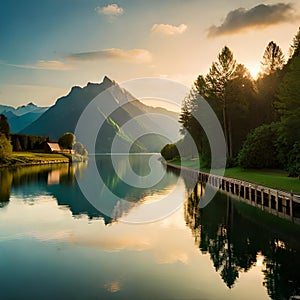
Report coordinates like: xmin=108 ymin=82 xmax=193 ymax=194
xmin=172 ymin=27 xmax=300 ymax=175
xmin=58 ymin=132 xmax=76 ymax=150
xmin=0 ymin=133 xmax=12 ymax=160
xmin=0 ymin=114 xmax=10 ymax=138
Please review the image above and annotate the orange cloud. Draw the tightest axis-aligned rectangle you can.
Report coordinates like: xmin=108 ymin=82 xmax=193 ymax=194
xmin=151 ymin=23 xmax=187 ymax=35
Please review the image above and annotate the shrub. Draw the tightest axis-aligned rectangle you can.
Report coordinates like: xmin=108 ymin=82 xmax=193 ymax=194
xmin=73 ymin=142 xmax=88 ymax=157
xmin=287 ymin=142 xmax=300 ymax=177
xmin=238 ymin=124 xmax=280 ymax=169
xmin=160 ymin=143 xmax=179 ymax=161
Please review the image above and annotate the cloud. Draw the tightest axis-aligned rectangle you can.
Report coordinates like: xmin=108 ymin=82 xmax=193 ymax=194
xmin=95 ymin=4 xmax=124 ymax=17
xmin=151 ymin=23 xmax=187 ymax=35
xmin=67 ymin=48 xmax=152 ymax=63
xmin=2 ymin=60 xmax=73 ymax=71
xmin=207 ymin=3 xmax=297 ymax=37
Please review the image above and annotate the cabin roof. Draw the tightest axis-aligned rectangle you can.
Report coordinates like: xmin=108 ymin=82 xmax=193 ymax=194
xmin=46 ymin=142 xmax=61 ymax=152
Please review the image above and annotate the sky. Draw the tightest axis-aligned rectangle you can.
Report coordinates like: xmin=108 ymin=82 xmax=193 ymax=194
xmin=0 ymin=0 xmax=299 ymax=107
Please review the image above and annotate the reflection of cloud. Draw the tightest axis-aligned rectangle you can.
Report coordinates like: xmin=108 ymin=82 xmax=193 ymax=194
xmin=67 ymin=48 xmax=152 ymax=63
xmin=1 ymin=196 xmax=195 ymax=269
xmin=104 ymin=280 xmax=121 ymax=293
xmin=2 ymin=60 xmax=73 ymax=71
xmin=208 ymin=3 xmax=297 ymax=37
xmin=155 ymin=251 xmax=189 ymax=264
xmin=72 ymin=236 xmax=151 ymax=252
xmin=151 ymin=23 xmax=187 ymax=35
xmin=95 ymin=4 xmax=124 ymax=17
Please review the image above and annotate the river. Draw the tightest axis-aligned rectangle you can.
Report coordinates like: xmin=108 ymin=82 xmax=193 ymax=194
xmin=0 ymin=155 xmax=299 ymax=299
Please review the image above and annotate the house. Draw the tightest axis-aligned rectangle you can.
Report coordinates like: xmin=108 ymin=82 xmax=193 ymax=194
xmin=44 ymin=142 xmax=61 ymax=153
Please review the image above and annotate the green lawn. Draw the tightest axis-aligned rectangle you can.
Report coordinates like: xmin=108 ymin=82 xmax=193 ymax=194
xmin=169 ymin=158 xmax=300 ymax=194
xmin=0 ymin=152 xmax=69 ymax=167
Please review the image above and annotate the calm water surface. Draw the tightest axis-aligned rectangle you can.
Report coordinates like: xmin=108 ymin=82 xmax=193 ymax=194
xmin=0 ymin=155 xmax=299 ymax=300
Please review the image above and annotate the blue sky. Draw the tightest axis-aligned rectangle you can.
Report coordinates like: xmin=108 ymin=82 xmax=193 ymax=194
xmin=0 ymin=0 xmax=299 ymax=106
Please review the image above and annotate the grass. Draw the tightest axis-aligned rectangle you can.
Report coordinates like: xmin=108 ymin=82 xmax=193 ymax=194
xmin=0 ymin=152 xmax=69 ymax=167
xmin=168 ymin=158 xmax=300 ymax=194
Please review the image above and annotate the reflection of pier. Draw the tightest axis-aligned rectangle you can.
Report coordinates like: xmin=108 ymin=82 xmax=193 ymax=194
xmin=166 ymin=163 xmax=300 ymax=224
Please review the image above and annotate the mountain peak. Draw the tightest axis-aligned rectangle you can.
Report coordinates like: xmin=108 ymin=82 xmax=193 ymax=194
xmin=102 ymin=76 xmax=115 ymax=85
xmin=17 ymin=102 xmax=37 ymax=109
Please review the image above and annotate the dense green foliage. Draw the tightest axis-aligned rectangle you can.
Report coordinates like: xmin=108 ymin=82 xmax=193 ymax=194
xmin=10 ymin=134 xmax=49 ymax=151
xmin=58 ymin=132 xmax=75 ymax=150
xmin=0 ymin=134 xmax=12 ymax=160
xmin=0 ymin=115 xmax=12 ymax=161
xmin=0 ymin=114 xmax=10 ymax=138
xmin=179 ymin=46 xmax=257 ymax=161
xmin=160 ymin=143 xmax=179 ymax=160
xmin=169 ymin=27 xmax=300 ymax=176
xmin=73 ymin=142 xmax=88 ymax=157
xmin=238 ymin=124 xmax=280 ymax=168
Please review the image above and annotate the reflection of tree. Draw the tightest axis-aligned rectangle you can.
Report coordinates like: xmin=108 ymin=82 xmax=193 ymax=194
xmin=0 ymin=168 xmax=12 ymax=203
xmin=202 ymin=196 xmax=240 ymax=288
xmin=183 ymin=180 xmax=300 ymax=296
xmin=263 ymin=239 xmax=300 ymax=300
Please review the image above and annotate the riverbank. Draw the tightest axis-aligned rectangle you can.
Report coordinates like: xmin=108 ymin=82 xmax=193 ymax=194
xmin=0 ymin=152 xmax=69 ymax=168
xmin=168 ymin=158 xmax=300 ymax=194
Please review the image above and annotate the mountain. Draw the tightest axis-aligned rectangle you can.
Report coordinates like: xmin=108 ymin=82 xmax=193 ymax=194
xmin=6 ymin=111 xmax=49 ymax=133
xmin=22 ymin=77 xmax=180 ymax=153
xmin=1 ymin=102 xmax=49 ymax=133
xmin=0 ymin=102 xmax=48 ymax=116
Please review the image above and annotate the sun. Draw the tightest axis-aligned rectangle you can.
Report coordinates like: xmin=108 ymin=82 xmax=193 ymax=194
xmin=247 ymin=63 xmax=261 ymax=79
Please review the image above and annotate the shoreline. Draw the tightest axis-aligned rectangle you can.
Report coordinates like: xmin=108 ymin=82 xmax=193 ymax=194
xmin=0 ymin=152 xmax=71 ymax=169
xmin=164 ymin=161 xmax=300 ymax=197
xmin=164 ymin=161 xmax=300 ymax=224
xmin=0 ymin=159 xmax=70 ymax=169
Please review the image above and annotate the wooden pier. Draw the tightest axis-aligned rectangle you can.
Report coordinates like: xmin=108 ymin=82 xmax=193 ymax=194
xmin=165 ymin=162 xmax=300 ymax=224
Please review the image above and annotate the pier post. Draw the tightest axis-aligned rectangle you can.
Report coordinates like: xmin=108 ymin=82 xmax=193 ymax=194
xmin=254 ymin=186 xmax=257 ymax=207
xmin=290 ymin=193 xmax=293 ymax=222
xmin=275 ymin=191 xmax=279 ymax=216
xmin=268 ymin=189 xmax=271 ymax=212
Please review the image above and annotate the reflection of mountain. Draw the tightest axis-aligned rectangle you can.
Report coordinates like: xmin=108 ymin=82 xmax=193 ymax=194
xmin=22 ymin=77 xmax=180 ymax=152
xmin=0 ymin=155 xmax=178 ymax=224
xmin=183 ymin=179 xmax=300 ymax=298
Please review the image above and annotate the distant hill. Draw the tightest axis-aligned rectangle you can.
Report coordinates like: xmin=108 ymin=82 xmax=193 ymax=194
xmin=21 ymin=76 xmax=180 ymax=153
xmin=0 ymin=102 xmax=48 ymax=116
xmin=1 ymin=102 xmax=49 ymax=133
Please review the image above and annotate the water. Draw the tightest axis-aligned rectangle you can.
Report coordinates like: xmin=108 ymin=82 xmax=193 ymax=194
xmin=0 ymin=155 xmax=299 ymax=300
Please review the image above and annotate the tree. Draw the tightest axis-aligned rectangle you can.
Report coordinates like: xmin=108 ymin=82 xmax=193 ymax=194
xmin=238 ymin=124 xmax=280 ymax=169
xmin=0 ymin=134 xmax=12 ymax=160
xmin=73 ymin=142 xmax=88 ymax=157
xmin=225 ymin=64 xmax=256 ymax=156
xmin=289 ymin=27 xmax=300 ymax=59
xmin=260 ymin=41 xmax=285 ymax=76
xmin=179 ymin=47 xmax=258 ymax=161
xmin=0 ymin=114 xmax=10 ymax=138
xmin=58 ymin=132 xmax=75 ymax=150
xmin=256 ymin=42 xmax=286 ymax=124
xmin=160 ymin=143 xmax=179 ymax=161
xmin=277 ymin=55 xmax=300 ymax=117
xmin=205 ymin=46 xmax=238 ymax=157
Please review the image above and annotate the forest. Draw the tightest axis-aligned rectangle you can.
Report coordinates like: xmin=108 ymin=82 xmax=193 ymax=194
xmin=162 ymin=27 xmax=300 ymax=177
